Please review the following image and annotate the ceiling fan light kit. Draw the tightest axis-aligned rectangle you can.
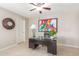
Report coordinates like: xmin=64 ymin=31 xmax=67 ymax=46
xmin=36 ymin=7 xmax=42 ymax=11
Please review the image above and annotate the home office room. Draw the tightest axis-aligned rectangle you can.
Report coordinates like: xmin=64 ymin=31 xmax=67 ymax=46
xmin=0 ymin=2 xmax=78 ymax=56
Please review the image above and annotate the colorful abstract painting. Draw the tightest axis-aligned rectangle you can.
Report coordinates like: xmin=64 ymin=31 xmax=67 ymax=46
xmin=38 ymin=18 xmax=57 ymax=32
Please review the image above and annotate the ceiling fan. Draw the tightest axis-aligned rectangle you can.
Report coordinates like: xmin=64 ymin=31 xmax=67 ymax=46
xmin=29 ymin=3 xmax=51 ymax=14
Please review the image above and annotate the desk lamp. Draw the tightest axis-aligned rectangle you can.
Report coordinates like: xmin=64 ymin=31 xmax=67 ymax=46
xmin=30 ymin=24 xmax=36 ymax=38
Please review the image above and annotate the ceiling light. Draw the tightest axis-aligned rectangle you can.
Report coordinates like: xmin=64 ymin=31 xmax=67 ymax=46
xmin=36 ymin=7 xmax=42 ymax=11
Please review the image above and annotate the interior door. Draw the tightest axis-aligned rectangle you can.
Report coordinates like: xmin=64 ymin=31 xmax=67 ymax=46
xmin=25 ymin=18 xmax=29 ymax=42
xmin=16 ymin=18 xmax=25 ymax=44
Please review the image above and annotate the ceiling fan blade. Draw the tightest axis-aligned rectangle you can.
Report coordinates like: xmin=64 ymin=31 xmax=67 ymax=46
xmin=29 ymin=8 xmax=36 ymax=11
xmin=43 ymin=7 xmax=51 ymax=10
xmin=29 ymin=3 xmax=37 ymax=6
xmin=30 ymin=3 xmax=45 ymax=7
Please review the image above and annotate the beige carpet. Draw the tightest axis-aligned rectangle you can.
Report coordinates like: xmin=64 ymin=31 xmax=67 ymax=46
xmin=0 ymin=42 xmax=79 ymax=56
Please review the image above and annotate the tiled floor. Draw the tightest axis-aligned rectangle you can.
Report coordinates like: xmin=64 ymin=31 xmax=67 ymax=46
xmin=0 ymin=42 xmax=79 ymax=56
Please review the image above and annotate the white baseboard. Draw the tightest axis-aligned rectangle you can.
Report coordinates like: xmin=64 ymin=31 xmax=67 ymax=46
xmin=63 ymin=44 xmax=79 ymax=48
xmin=58 ymin=43 xmax=79 ymax=48
xmin=0 ymin=43 xmax=17 ymax=51
xmin=0 ymin=41 xmax=79 ymax=52
xmin=0 ymin=39 xmax=26 ymax=51
xmin=0 ymin=41 xmax=25 ymax=51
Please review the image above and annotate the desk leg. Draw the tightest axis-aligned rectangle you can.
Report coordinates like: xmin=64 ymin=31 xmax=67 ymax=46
xmin=34 ymin=44 xmax=39 ymax=48
xmin=29 ymin=43 xmax=39 ymax=49
xmin=29 ymin=39 xmax=39 ymax=49
xmin=47 ymin=40 xmax=57 ymax=55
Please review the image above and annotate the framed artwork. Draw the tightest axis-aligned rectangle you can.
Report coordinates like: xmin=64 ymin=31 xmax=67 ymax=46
xmin=2 ymin=18 xmax=15 ymax=30
xmin=38 ymin=18 xmax=58 ymax=32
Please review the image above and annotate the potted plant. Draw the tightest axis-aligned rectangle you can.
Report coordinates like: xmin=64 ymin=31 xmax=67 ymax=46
xmin=48 ymin=30 xmax=57 ymax=39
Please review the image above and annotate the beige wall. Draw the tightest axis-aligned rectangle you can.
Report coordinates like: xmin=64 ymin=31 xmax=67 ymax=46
xmin=0 ymin=7 xmax=26 ymax=49
xmin=28 ymin=6 xmax=79 ymax=48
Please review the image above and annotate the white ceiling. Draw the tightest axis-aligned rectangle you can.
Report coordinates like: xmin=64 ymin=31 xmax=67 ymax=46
xmin=0 ymin=3 xmax=79 ymax=18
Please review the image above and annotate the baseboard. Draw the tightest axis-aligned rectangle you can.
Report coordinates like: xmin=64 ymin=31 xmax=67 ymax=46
xmin=0 ymin=40 xmax=26 ymax=51
xmin=0 ymin=41 xmax=78 ymax=52
xmin=0 ymin=43 xmax=17 ymax=51
xmin=58 ymin=43 xmax=79 ymax=48
xmin=63 ymin=44 xmax=79 ymax=48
